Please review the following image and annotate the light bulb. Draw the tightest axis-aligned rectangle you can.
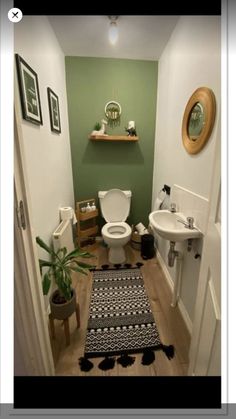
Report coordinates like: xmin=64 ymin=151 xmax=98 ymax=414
xmin=109 ymin=21 xmax=118 ymax=45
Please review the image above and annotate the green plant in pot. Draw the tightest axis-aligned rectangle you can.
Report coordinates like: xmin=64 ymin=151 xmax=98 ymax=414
xmin=36 ymin=236 xmax=95 ymax=320
xmin=94 ymin=122 xmax=101 ymax=131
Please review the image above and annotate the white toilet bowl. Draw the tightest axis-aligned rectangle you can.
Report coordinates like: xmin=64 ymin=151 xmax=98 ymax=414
xmin=98 ymin=189 xmax=132 ymax=264
xmin=102 ymin=222 xmax=132 ymax=264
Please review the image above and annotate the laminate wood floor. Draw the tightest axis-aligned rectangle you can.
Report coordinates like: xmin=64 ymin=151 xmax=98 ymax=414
xmin=50 ymin=244 xmax=191 ymax=376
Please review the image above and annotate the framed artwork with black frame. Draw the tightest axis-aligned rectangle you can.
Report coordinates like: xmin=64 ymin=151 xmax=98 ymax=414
xmin=47 ymin=87 xmax=61 ymax=133
xmin=15 ymin=54 xmax=43 ymax=125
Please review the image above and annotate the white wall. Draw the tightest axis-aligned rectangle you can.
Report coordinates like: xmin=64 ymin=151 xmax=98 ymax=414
xmin=152 ymin=16 xmax=221 ymax=325
xmin=14 ymin=17 xmax=74 ymax=247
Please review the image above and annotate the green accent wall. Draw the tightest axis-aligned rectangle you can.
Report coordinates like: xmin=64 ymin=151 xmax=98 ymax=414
xmin=65 ymin=57 xmax=158 ymax=227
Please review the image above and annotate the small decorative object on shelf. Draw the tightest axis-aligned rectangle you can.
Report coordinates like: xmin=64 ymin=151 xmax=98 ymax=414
xmin=125 ymin=127 xmax=137 ymax=136
xmin=76 ymin=199 xmax=99 ymax=251
xmin=94 ymin=122 xmax=101 ymax=131
xmin=91 ymin=119 xmax=108 ymax=136
xmin=125 ymin=120 xmax=137 ymax=137
xmin=91 ymin=201 xmax=96 ymax=211
xmin=86 ymin=202 xmax=91 ymax=212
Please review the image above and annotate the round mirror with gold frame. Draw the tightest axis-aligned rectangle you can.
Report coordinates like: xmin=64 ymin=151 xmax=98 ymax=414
xmin=182 ymin=87 xmax=216 ymax=154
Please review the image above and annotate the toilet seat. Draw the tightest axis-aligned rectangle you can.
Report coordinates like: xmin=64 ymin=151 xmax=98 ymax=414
xmin=99 ymin=189 xmax=131 ymax=222
xmin=102 ymin=222 xmax=131 ymax=239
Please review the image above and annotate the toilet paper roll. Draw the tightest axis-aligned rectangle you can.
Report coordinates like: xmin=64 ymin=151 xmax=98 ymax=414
xmin=60 ymin=207 xmax=77 ymax=224
xmin=135 ymin=222 xmax=146 ymax=234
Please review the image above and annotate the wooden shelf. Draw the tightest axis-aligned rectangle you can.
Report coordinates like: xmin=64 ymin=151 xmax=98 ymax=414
xmin=80 ymin=225 xmax=98 ymax=238
xmin=89 ymin=135 xmax=139 ymax=142
xmin=79 ymin=240 xmax=97 ymax=252
xmin=78 ymin=209 xmax=98 ymax=221
xmin=76 ymin=199 xmax=99 ymax=251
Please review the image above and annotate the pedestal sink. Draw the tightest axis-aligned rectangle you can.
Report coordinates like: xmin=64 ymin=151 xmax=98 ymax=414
xmin=149 ymin=210 xmax=202 ymax=242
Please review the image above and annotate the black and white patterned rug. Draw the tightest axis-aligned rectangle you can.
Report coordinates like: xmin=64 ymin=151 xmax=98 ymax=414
xmin=79 ymin=267 xmax=174 ymax=371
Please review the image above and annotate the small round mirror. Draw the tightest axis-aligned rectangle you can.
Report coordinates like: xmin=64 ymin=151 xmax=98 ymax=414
xmin=182 ymin=87 xmax=216 ymax=154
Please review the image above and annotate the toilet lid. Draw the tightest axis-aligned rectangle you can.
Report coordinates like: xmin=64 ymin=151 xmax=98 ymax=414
xmin=101 ymin=189 xmax=130 ymax=222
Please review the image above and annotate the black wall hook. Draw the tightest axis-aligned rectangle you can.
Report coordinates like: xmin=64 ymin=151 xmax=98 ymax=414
xmin=163 ymin=184 xmax=171 ymax=195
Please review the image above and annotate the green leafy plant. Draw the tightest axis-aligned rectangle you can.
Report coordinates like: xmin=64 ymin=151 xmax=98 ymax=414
xmin=36 ymin=236 xmax=95 ymax=301
xmin=94 ymin=122 xmax=101 ymax=130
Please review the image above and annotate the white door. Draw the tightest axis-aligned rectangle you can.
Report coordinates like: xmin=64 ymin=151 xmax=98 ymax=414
xmin=14 ymin=112 xmax=55 ymax=376
xmin=188 ymin=121 xmax=221 ymax=376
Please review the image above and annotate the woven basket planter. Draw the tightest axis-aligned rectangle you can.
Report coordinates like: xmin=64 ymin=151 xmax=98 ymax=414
xmin=50 ymin=288 xmax=77 ymax=320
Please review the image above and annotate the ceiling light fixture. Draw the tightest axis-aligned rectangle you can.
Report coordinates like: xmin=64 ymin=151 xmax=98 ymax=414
xmin=108 ymin=16 xmax=119 ymax=45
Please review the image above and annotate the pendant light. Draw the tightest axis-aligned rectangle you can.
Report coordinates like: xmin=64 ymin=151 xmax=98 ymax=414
xmin=108 ymin=16 xmax=119 ymax=45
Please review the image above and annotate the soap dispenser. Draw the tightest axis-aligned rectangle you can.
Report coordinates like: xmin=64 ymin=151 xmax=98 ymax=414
xmin=86 ymin=202 xmax=91 ymax=212
xmin=91 ymin=201 xmax=96 ymax=211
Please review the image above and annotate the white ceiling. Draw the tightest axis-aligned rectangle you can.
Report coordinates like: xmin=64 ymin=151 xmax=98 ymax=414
xmin=49 ymin=16 xmax=179 ymax=60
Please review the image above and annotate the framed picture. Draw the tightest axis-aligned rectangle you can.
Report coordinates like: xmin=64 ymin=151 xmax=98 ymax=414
xmin=15 ymin=54 xmax=43 ymax=125
xmin=47 ymin=87 xmax=61 ymax=133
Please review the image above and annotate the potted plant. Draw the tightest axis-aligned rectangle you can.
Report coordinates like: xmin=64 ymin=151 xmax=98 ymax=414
xmin=36 ymin=236 xmax=95 ymax=320
xmin=94 ymin=122 xmax=101 ymax=131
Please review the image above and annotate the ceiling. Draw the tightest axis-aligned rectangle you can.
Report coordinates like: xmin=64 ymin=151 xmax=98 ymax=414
xmin=49 ymin=16 xmax=179 ymax=61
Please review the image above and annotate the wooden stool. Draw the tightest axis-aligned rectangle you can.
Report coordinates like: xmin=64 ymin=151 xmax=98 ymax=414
xmin=49 ymin=303 xmax=80 ymax=346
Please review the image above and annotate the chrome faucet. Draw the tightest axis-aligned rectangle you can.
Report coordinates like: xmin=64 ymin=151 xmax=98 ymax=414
xmin=170 ymin=203 xmax=177 ymax=213
xmin=177 ymin=216 xmax=195 ymax=229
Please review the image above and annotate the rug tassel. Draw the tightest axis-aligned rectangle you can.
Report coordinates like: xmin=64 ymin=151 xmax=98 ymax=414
xmin=161 ymin=344 xmax=175 ymax=360
xmin=98 ymin=356 xmax=115 ymax=371
xmin=124 ymin=263 xmax=132 ymax=268
xmin=78 ymin=357 xmax=94 ymax=372
xmin=117 ymin=353 xmax=135 ymax=367
xmin=141 ymin=349 xmax=155 ymax=365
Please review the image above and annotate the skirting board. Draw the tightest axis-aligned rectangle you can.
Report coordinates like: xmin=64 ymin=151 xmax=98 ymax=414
xmin=156 ymin=249 xmax=192 ymax=335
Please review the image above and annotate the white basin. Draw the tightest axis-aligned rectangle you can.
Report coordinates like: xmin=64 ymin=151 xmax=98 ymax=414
xmin=149 ymin=210 xmax=202 ymax=242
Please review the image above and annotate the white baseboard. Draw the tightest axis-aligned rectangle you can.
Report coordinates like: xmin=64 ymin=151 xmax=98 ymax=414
xmin=156 ymin=249 xmax=192 ymax=335
xmin=178 ymin=298 xmax=192 ymax=336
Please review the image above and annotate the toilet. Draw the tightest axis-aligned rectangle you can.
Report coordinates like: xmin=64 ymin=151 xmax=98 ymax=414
xmin=98 ymin=189 xmax=132 ymax=264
